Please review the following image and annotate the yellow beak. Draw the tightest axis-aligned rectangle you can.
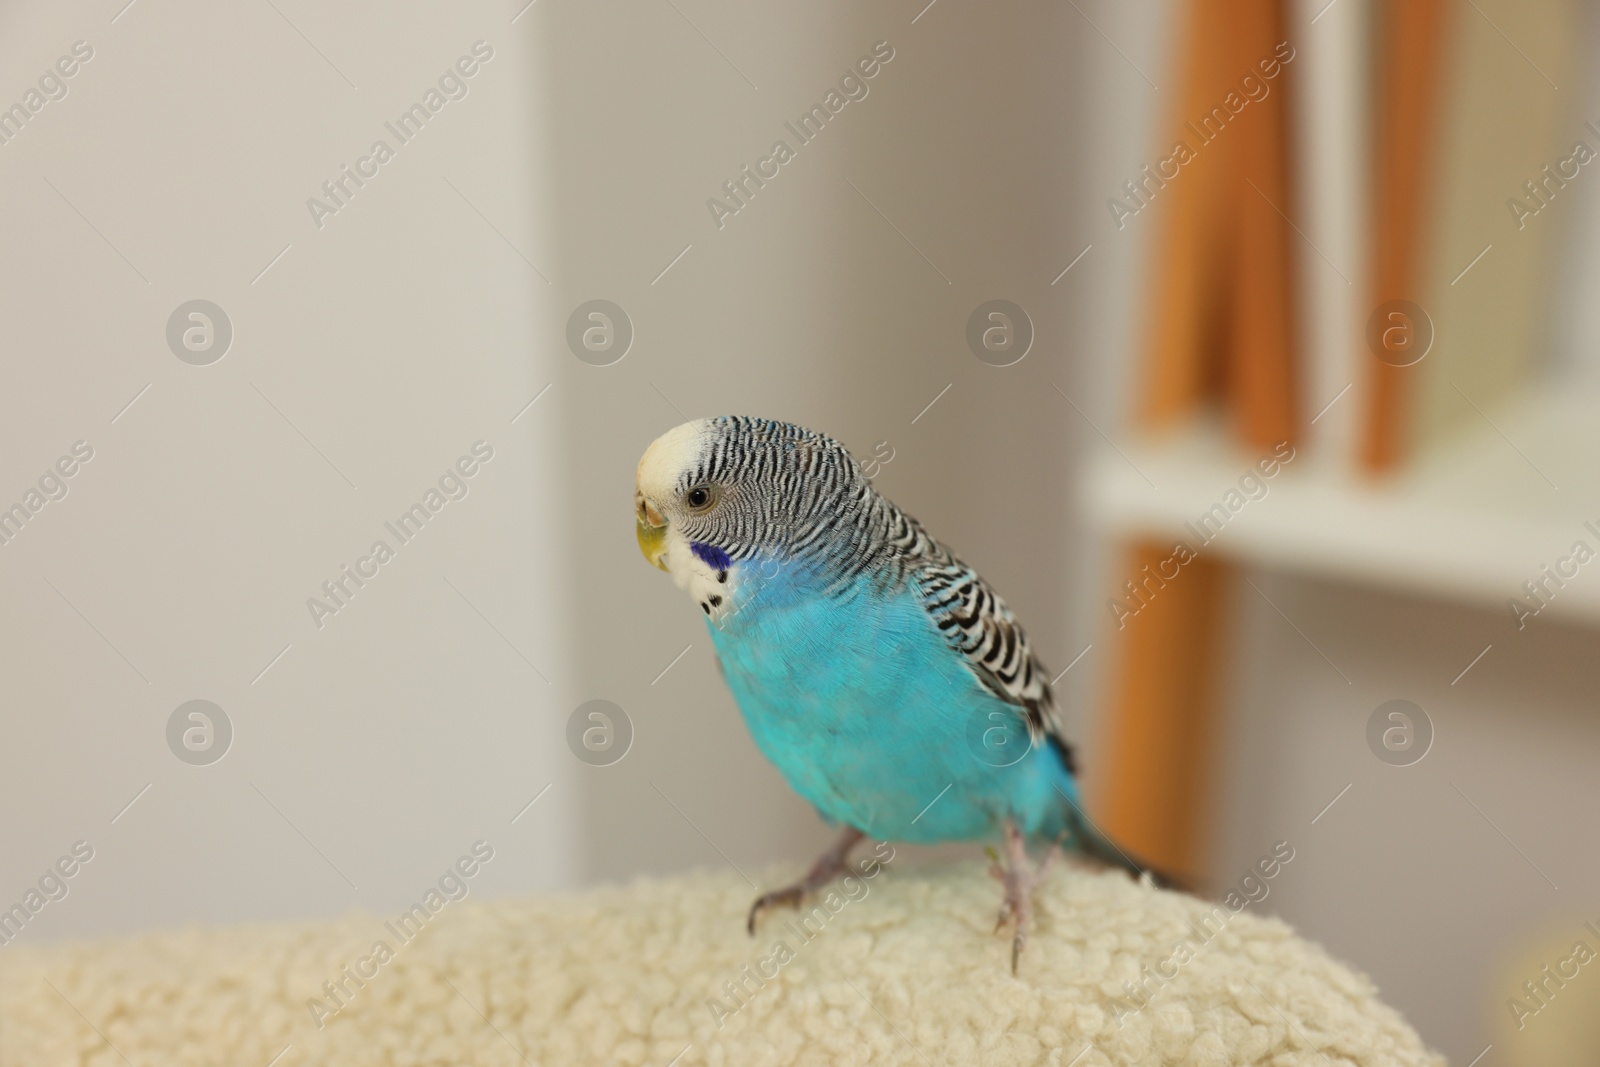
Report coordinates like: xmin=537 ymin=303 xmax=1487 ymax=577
xmin=635 ymin=492 xmax=669 ymax=571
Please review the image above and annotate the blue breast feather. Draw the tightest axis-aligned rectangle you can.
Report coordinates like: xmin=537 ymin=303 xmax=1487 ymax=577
xmin=706 ymin=561 xmax=1081 ymax=845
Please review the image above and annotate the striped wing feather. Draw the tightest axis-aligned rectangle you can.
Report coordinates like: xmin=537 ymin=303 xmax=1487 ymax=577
xmin=881 ymin=506 xmax=1074 ymax=773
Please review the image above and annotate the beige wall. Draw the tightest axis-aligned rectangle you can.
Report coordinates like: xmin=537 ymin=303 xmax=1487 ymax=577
xmin=0 ymin=0 xmax=578 ymax=934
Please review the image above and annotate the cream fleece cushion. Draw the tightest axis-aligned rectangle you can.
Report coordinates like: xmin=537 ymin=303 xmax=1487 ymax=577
xmin=0 ymin=861 xmax=1442 ymax=1066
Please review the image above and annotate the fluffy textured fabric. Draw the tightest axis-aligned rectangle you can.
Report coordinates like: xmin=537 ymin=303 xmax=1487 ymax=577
xmin=0 ymin=861 xmax=1441 ymax=1066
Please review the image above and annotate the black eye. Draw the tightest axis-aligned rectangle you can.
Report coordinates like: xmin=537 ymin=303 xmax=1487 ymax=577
xmin=685 ymin=486 xmax=712 ymax=509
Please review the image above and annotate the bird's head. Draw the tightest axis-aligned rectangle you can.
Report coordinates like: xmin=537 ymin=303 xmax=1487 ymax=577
xmin=634 ymin=416 xmax=864 ymax=617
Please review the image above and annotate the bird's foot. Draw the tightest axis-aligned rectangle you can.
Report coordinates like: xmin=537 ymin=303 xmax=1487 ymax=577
xmin=990 ymin=819 xmax=1038 ymax=974
xmin=747 ymin=826 xmax=865 ymax=936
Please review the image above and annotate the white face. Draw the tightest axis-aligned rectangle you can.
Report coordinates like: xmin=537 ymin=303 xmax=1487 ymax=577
xmin=635 ymin=419 xmax=736 ymax=624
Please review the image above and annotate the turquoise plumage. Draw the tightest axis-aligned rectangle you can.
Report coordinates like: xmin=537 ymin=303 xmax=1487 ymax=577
xmin=634 ymin=416 xmax=1155 ymax=969
xmin=708 ymin=558 xmax=1080 ymax=845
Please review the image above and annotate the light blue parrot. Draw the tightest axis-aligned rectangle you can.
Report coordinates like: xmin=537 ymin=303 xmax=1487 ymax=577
xmin=635 ymin=416 xmax=1162 ymax=969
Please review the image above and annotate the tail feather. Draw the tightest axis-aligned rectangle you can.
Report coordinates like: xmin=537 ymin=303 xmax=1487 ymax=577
xmin=1069 ymin=812 xmax=1189 ymax=893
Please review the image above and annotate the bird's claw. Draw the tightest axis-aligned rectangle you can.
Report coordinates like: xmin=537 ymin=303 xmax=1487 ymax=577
xmin=993 ymin=819 xmax=1037 ymax=975
xmin=746 ymin=826 xmax=866 ymax=936
xmin=746 ymin=885 xmax=805 ymax=935
xmin=999 ymin=866 xmax=1033 ymax=974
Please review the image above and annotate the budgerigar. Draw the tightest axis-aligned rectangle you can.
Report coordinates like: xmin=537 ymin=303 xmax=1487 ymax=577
xmin=634 ymin=416 xmax=1162 ymax=970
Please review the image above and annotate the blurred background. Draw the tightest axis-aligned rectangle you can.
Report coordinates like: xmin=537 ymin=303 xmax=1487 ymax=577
xmin=2 ymin=0 xmax=1598 ymax=1061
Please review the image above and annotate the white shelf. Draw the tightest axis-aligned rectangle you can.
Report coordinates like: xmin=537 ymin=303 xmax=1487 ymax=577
xmin=1079 ymin=389 xmax=1600 ymax=624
